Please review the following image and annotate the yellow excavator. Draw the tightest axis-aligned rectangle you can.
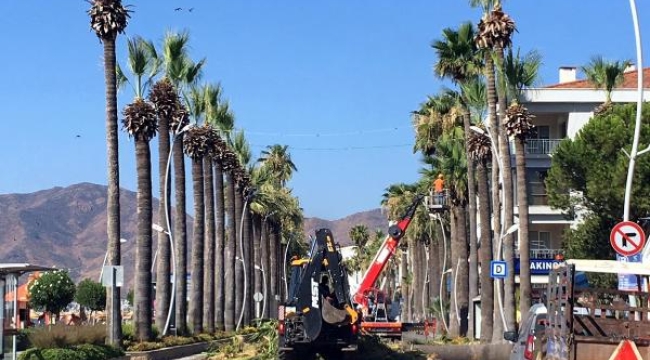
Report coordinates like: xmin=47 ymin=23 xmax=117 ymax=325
xmin=277 ymin=228 xmax=360 ymax=359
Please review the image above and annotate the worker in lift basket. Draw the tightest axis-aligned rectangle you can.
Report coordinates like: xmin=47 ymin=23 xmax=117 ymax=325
xmin=433 ymin=174 xmax=445 ymax=205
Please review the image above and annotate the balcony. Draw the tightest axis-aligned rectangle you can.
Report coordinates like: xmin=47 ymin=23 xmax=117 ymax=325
xmin=510 ymin=139 xmax=562 ymax=155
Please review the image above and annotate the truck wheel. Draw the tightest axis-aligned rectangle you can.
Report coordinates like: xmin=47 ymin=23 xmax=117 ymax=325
xmin=278 ymin=349 xmax=294 ymax=360
xmin=279 ymin=347 xmax=316 ymax=360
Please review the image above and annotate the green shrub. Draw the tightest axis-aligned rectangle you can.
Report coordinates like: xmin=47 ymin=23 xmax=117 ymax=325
xmin=19 ymin=345 xmax=123 ymax=360
xmin=27 ymin=324 xmax=106 ymax=349
xmin=126 ymin=341 xmax=164 ymax=352
xmin=121 ymin=323 xmax=135 ymax=341
xmin=161 ymin=336 xmax=195 ymax=347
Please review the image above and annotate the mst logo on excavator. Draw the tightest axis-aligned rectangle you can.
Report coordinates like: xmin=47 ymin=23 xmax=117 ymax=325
xmin=311 ymin=278 xmax=319 ymax=308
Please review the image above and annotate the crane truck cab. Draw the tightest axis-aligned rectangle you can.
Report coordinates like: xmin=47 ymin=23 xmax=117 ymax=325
xmin=278 ymin=228 xmax=360 ymax=359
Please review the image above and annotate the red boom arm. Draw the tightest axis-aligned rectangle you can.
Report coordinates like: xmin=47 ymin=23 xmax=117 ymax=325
xmin=353 ymin=195 xmax=423 ymax=305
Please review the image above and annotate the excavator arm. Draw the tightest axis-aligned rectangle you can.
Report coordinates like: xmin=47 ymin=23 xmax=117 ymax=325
xmin=353 ymin=194 xmax=424 ymax=305
xmin=293 ymin=228 xmax=359 ymax=341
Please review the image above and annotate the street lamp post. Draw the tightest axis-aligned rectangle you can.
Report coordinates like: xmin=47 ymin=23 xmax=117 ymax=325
xmin=235 ymin=254 xmax=247 ymax=331
xmin=158 ymin=124 xmax=192 ymax=336
xmin=254 ymin=264 xmax=267 ymax=320
xmin=99 ymin=238 xmax=128 ymax=282
xmin=283 ymin=238 xmax=291 ymax=298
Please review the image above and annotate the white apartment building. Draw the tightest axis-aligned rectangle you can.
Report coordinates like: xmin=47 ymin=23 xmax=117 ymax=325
xmin=518 ymin=66 xmax=650 ymax=263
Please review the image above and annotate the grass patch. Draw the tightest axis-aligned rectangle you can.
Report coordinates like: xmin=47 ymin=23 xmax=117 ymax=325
xmin=26 ymin=324 xmax=107 ymax=349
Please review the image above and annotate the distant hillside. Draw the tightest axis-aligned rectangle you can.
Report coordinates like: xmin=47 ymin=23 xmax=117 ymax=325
xmin=303 ymin=208 xmax=389 ymax=246
xmin=0 ymin=183 xmax=386 ymax=288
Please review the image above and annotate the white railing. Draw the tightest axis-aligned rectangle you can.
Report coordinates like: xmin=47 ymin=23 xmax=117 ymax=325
xmin=510 ymin=139 xmax=562 ymax=155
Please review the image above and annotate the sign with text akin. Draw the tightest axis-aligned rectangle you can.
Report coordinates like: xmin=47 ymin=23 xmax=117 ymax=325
xmin=514 ymin=259 xmax=564 ymax=275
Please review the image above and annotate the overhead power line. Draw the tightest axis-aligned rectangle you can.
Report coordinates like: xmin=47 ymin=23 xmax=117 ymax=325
xmin=250 ymin=143 xmax=412 ymax=151
xmin=217 ymin=125 xmax=412 ymax=137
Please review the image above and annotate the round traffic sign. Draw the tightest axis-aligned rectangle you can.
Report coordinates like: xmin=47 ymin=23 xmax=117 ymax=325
xmin=253 ymin=292 xmax=264 ymax=302
xmin=610 ymin=221 xmax=646 ymax=257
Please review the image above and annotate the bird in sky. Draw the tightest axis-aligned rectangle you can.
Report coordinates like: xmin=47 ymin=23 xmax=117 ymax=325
xmin=76 ymin=134 xmax=81 ymax=138
xmin=174 ymin=7 xmax=182 ymax=11
xmin=189 ymin=7 xmax=194 ymax=12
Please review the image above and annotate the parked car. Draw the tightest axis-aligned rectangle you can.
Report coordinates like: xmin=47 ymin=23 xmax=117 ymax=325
xmin=504 ymin=303 xmax=547 ymax=360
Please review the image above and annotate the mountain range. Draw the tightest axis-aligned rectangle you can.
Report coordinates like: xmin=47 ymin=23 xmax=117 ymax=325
xmin=0 ymin=183 xmax=388 ymax=289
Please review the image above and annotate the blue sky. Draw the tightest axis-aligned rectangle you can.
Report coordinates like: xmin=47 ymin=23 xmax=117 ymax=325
xmin=1 ymin=1 xmax=648 ymax=220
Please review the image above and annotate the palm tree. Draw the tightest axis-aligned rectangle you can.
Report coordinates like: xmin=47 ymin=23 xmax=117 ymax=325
xmin=222 ymin=149 xmax=239 ymax=331
xmin=504 ymin=48 xmax=542 ymax=319
xmin=184 ymin=124 xmax=213 ymax=334
xmin=257 ymin=145 xmax=297 ymax=187
xmin=248 ymin=165 xmax=274 ymax=319
xmin=118 ymin=35 xmax=159 ymax=341
xmin=165 ymin=32 xmax=205 ymax=335
xmin=581 ymin=55 xmax=631 ymax=113
xmin=201 ymin=83 xmax=223 ymax=333
xmin=149 ymin=30 xmax=198 ymax=333
xmin=148 ymin=77 xmax=176 ymax=331
xmin=505 ymin=104 xmax=536 ymax=319
xmin=432 ymin=22 xmax=483 ymax=337
xmin=468 ymin=129 xmax=494 ymax=342
xmin=232 ymin=130 xmax=252 ymax=327
xmin=206 ymin=101 xmax=234 ymax=330
xmin=122 ymin=98 xmax=157 ymax=341
xmin=475 ymin=0 xmax=517 ymax=333
xmin=183 ymin=85 xmax=208 ymax=334
xmin=257 ymin=144 xmax=298 ymax=317
xmin=170 ymin=101 xmax=190 ymax=334
xmin=88 ymin=0 xmax=130 ymax=345
xmin=436 ymin=127 xmax=469 ymax=337
xmin=349 ymin=225 xmax=370 ymax=249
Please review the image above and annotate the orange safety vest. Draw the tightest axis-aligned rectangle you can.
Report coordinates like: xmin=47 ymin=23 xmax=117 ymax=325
xmin=434 ymin=179 xmax=444 ymax=193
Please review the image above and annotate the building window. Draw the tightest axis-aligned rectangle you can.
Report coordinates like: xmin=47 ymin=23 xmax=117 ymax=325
xmin=526 ymin=168 xmax=549 ymax=205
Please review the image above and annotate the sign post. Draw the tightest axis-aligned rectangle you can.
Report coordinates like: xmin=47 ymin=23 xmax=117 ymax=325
xmin=611 ymin=221 xmax=646 ymax=292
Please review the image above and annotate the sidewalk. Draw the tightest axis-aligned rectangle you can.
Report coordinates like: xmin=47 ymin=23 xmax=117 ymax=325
xmin=174 ymin=354 xmax=208 ymax=360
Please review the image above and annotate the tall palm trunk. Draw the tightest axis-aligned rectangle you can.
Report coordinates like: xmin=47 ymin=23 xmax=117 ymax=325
xmin=203 ymin=158 xmax=215 ymax=332
xmin=406 ymin=240 xmax=415 ymax=322
xmin=243 ymin=203 xmax=252 ymax=325
xmin=134 ymin=139 xmax=153 ymax=341
xmin=173 ymin=137 xmax=188 ymax=335
xmin=515 ymin=140 xmax=531 ymax=317
xmin=428 ymin=236 xmax=442 ymax=333
xmin=190 ymin=158 xmax=205 ymax=334
xmin=261 ymin=220 xmax=271 ymax=318
xmin=495 ymin=47 xmax=516 ymax=332
xmin=400 ymin=247 xmax=409 ymax=322
xmin=269 ymin=223 xmax=280 ymax=318
xmin=155 ymin=112 xmax=171 ymax=332
xmin=103 ymin=33 xmax=122 ymax=346
xmin=214 ymin=162 xmax=225 ymax=330
xmin=438 ymin=227 xmax=450 ymax=332
xmin=451 ymin=206 xmax=469 ymax=337
xmin=234 ymin=187 xmax=243 ymax=327
xmin=448 ymin=210 xmax=459 ymax=337
xmin=485 ymin=52 xmax=504 ymax=342
xmin=462 ymin=111 xmax=479 ymax=339
xmin=224 ymin=172 xmax=236 ymax=331
xmin=477 ymin=162 xmax=494 ymax=342
xmin=253 ymin=216 xmax=262 ymax=320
